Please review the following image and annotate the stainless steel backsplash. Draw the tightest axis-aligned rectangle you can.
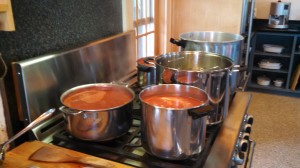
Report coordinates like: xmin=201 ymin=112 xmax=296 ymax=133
xmin=12 ymin=30 xmax=136 ymax=124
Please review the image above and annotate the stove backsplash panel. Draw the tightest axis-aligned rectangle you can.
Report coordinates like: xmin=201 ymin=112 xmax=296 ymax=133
xmin=12 ymin=30 xmax=136 ymax=125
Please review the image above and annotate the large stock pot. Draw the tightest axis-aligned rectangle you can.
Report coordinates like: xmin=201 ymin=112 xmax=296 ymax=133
xmin=153 ymin=51 xmax=234 ymax=125
xmin=139 ymin=84 xmax=210 ymax=160
xmin=59 ymin=83 xmax=135 ymax=141
xmin=170 ymin=31 xmax=244 ymax=94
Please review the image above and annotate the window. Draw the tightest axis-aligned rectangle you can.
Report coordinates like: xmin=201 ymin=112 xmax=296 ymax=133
xmin=133 ymin=0 xmax=155 ymax=58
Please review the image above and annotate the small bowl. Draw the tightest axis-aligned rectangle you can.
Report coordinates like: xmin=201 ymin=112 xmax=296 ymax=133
xmin=273 ymin=79 xmax=284 ymax=87
xmin=257 ymin=76 xmax=271 ymax=86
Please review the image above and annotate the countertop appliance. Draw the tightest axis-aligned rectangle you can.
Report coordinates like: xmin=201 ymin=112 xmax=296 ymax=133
xmin=267 ymin=0 xmax=291 ymax=29
xmin=11 ymin=31 xmax=255 ymax=167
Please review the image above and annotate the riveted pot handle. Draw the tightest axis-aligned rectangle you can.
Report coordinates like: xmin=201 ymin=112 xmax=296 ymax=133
xmin=59 ymin=106 xmax=83 ymax=115
xmin=161 ymin=67 xmax=177 ymax=84
xmin=170 ymin=38 xmax=187 ymax=48
xmin=232 ymin=65 xmax=248 ymax=72
xmin=188 ymin=105 xmax=214 ymax=120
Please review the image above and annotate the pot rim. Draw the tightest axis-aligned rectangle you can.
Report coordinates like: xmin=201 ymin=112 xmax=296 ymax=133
xmin=60 ymin=83 xmax=135 ymax=112
xmin=139 ymin=84 xmax=209 ymax=110
xmin=179 ymin=31 xmax=244 ymax=43
xmin=155 ymin=51 xmax=234 ymax=73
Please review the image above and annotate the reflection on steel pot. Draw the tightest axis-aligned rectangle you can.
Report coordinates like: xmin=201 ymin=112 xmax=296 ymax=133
xmin=155 ymin=51 xmax=234 ymax=125
xmin=170 ymin=31 xmax=244 ymax=94
xmin=139 ymin=84 xmax=210 ymax=160
xmin=59 ymin=83 xmax=135 ymax=141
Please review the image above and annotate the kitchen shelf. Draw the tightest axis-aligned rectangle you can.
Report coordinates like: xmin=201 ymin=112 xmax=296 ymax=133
xmin=252 ymin=67 xmax=289 ymax=73
xmin=247 ymin=32 xmax=300 ymax=96
xmin=248 ymin=82 xmax=288 ymax=91
xmin=254 ymin=51 xmax=291 ymax=58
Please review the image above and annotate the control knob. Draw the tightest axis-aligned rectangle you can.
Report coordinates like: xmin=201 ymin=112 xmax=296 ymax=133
xmin=238 ymin=139 xmax=249 ymax=152
xmin=243 ymin=123 xmax=252 ymax=134
xmin=246 ymin=114 xmax=254 ymax=125
xmin=232 ymin=150 xmax=245 ymax=165
xmin=241 ymin=132 xmax=250 ymax=141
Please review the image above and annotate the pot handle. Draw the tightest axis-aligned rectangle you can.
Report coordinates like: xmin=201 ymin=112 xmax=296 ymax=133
xmin=188 ymin=105 xmax=214 ymax=120
xmin=170 ymin=38 xmax=187 ymax=48
xmin=161 ymin=67 xmax=177 ymax=84
xmin=59 ymin=106 xmax=84 ymax=115
xmin=232 ymin=65 xmax=248 ymax=72
xmin=137 ymin=57 xmax=156 ymax=72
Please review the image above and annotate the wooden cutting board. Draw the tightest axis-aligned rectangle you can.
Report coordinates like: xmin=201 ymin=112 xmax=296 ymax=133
xmin=2 ymin=140 xmax=133 ymax=168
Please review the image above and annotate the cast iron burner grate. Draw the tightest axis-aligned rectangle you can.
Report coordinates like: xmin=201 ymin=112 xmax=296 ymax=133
xmin=51 ymin=113 xmax=220 ymax=168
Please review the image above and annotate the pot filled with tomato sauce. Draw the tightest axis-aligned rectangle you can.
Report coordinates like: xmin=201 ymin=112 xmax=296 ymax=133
xmin=59 ymin=83 xmax=135 ymax=141
xmin=139 ymin=84 xmax=210 ymax=160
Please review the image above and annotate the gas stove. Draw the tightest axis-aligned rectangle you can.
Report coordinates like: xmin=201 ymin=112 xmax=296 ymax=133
xmin=12 ymin=31 xmax=255 ymax=168
xmin=32 ymin=79 xmax=255 ymax=168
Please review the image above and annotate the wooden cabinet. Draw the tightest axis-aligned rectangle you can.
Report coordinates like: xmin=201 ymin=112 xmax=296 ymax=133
xmin=0 ymin=0 xmax=15 ymax=31
xmin=247 ymin=32 xmax=300 ymax=96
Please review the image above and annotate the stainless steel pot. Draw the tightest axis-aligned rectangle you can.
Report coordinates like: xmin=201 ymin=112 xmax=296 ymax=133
xmin=137 ymin=56 xmax=157 ymax=88
xmin=59 ymin=83 xmax=135 ymax=141
xmin=139 ymin=84 xmax=210 ymax=160
xmin=170 ymin=31 xmax=244 ymax=94
xmin=154 ymin=51 xmax=233 ymax=125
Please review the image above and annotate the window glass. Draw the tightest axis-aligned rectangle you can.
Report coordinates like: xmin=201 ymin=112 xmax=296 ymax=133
xmin=147 ymin=33 xmax=155 ymax=56
xmin=138 ymin=36 xmax=146 ymax=57
xmin=134 ymin=0 xmax=155 ymax=58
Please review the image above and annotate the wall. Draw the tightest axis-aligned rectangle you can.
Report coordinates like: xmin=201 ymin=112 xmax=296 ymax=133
xmin=0 ymin=0 xmax=123 ymax=144
xmin=255 ymin=0 xmax=300 ymax=20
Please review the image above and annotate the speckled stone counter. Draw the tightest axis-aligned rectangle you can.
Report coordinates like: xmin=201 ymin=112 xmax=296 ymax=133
xmin=0 ymin=0 xmax=123 ymax=63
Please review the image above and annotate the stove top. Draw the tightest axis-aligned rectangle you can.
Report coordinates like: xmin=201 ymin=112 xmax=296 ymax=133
xmin=32 ymin=80 xmax=254 ymax=168
xmin=51 ymin=115 xmax=220 ymax=168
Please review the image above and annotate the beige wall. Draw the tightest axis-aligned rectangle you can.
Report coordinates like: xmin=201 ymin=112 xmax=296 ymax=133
xmin=255 ymin=0 xmax=300 ymax=20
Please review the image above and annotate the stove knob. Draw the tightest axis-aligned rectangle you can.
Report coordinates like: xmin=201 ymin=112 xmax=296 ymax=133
xmin=232 ymin=151 xmax=245 ymax=165
xmin=242 ymin=133 xmax=250 ymax=141
xmin=244 ymin=123 xmax=252 ymax=134
xmin=246 ymin=115 xmax=254 ymax=125
xmin=238 ymin=139 xmax=248 ymax=152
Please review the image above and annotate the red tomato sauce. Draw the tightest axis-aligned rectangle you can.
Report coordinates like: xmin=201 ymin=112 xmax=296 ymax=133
xmin=143 ymin=94 xmax=204 ymax=108
xmin=62 ymin=86 xmax=133 ymax=110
